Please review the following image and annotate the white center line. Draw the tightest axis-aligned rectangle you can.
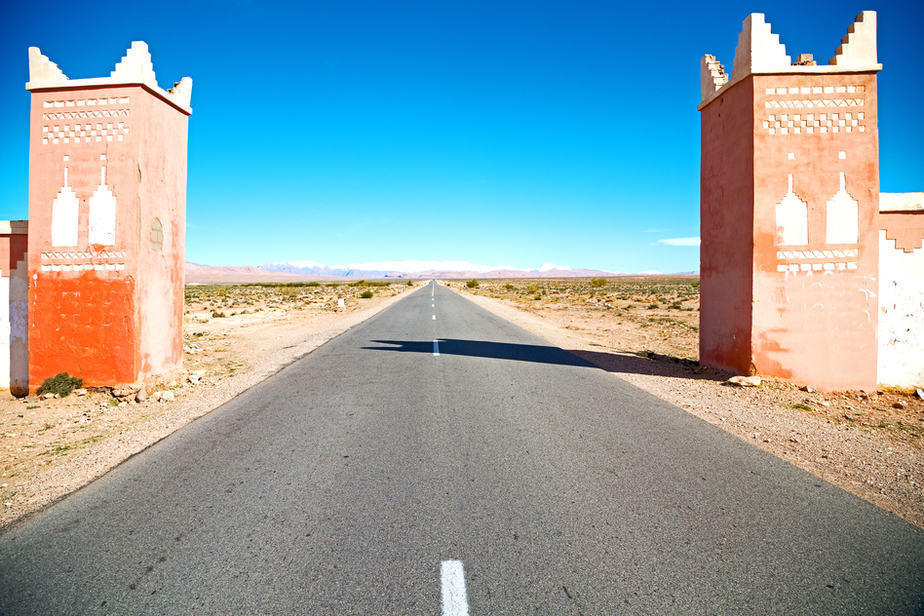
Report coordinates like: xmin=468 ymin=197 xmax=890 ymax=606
xmin=432 ymin=314 xmax=436 ymax=320
xmin=433 ymin=340 xmax=440 ymax=356
xmin=440 ymin=560 xmax=469 ymax=616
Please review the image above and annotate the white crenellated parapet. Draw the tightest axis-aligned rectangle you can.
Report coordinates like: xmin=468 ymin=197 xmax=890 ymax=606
xmin=700 ymin=54 xmax=728 ymax=101
xmin=730 ymin=13 xmax=791 ymax=81
xmin=111 ymin=41 xmax=158 ymax=88
xmin=168 ymin=77 xmax=194 ymax=109
xmin=26 ymin=42 xmax=193 ymax=113
xmin=27 ymin=47 xmax=68 ymax=88
xmin=830 ymin=11 xmax=878 ymax=68
xmin=698 ymin=11 xmax=881 ymax=108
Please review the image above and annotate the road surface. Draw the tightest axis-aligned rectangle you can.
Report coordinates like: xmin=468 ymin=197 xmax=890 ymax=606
xmin=1 ymin=282 xmax=922 ymax=614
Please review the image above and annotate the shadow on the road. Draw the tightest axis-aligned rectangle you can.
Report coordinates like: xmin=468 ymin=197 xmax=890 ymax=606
xmin=363 ymin=339 xmax=730 ymax=381
xmin=363 ymin=339 xmax=593 ymax=367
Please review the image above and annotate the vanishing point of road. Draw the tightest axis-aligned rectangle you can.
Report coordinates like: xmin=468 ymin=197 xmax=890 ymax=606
xmin=1 ymin=282 xmax=922 ymax=614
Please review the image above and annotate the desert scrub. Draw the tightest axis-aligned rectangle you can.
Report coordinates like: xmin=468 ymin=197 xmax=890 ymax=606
xmin=466 ymin=279 xmax=479 ymax=288
xmin=590 ymin=277 xmax=606 ymax=288
xmin=348 ymin=280 xmax=389 ymax=288
xmin=247 ymin=282 xmax=321 ymax=288
xmin=360 ymin=290 xmax=374 ymax=298
xmin=36 ymin=372 xmax=83 ymax=397
xmin=211 ymin=311 xmax=227 ymax=318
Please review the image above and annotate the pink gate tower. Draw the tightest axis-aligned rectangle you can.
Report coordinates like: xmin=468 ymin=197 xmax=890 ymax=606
xmin=699 ymin=12 xmax=881 ymax=390
xmin=26 ymin=42 xmax=192 ymax=389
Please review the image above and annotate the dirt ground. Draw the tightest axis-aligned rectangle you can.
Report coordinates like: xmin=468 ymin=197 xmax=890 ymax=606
xmin=0 ymin=281 xmax=413 ymax=528
xmin=451 ymin=277 xmax=924 ymax=528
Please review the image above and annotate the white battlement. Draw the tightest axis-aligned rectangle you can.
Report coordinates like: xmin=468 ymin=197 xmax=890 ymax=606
xmin=26 ymin=42 xmax=193 ymax=115
xmin=699 ymin=11 xmax=882 ymax=109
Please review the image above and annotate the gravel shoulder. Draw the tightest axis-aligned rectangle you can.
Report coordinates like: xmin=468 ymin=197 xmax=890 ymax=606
xmin=0 ymin=285 xmax=412 ymax=529
xmin=449 ymin=282 xmax=924 ymax=529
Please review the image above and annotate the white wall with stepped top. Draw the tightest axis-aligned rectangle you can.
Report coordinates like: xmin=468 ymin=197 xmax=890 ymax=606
xmin=878 ymin=235 xmax=924 ymax=387
xmin=878 ymin=194 xmax=924 ymax=388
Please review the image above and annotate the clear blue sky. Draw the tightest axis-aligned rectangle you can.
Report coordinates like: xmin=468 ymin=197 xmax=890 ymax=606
xmin=1 ymin=1 xmax=921 ymax=272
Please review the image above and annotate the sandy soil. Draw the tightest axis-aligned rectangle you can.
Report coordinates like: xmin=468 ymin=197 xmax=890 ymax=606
xmin=451 ymin=278 xmax=923 ymax=528
xmin=0 ymin=281 xmax=413 ymax=528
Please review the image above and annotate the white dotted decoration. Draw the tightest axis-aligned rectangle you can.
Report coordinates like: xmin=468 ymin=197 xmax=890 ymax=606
xmin=40 ymin=97 xmax=130 ymax=146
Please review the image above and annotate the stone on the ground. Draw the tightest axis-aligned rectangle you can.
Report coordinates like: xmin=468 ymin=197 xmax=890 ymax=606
xmin=151 ymin=390 xmax=175 ymax=402
xmin=800 ymin=385 xmax=816 ymax=393
xmin=74 ymin=388 xmax=87 ymax=396
xmin=112 ymin=383 xmax=143 ymax=399
xmin=916 ymin=388 xmax=924 ymax=401
xmin=41 ymin=392 xmax=55 ymax=399
xmin=727 ymin=375 xmax=761 ymax=387
xmin=893 ymin=400 xmax=907 ymax=410
xmin=135 ymin=389 xmax=147 ymax=403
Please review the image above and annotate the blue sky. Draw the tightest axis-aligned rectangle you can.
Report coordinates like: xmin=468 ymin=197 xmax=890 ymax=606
xmin=1 ymin=1 xmax=922 ymax=273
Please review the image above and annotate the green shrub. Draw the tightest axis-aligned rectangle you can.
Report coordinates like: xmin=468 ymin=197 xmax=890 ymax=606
xmin=211 ymin=311 xmax=226 ymax=318
xmin=526 ymin=283 xmax=539 ymax=294
xmin=360 ymin=290 xmax=374 ymax=298
xmin=466 ymin=279 xmax=479 ymax=288
xmin=242 ymin=282 xmax=319 ymax=288
xmin=590 ymin=277 xmax=606 ymax=288
xmin=37 ymin=372 xmax=83 ymax=397
xmin=504 ymin=283 xmax=515 ymax=290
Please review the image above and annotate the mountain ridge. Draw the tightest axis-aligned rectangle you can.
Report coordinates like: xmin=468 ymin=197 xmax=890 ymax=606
xmin=186 ymin=261 xmax=697 ymax=283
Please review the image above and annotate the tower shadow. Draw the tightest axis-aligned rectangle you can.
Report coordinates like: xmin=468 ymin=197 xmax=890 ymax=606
xmin=362 ymin=339 xmax=730 ymax=381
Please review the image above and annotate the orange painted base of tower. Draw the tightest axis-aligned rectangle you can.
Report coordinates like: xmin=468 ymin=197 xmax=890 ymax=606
xmin=29 ymin=273 xmax=137 ymax=389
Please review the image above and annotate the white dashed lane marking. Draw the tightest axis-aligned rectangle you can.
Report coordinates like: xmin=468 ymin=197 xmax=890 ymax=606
xmin=440 ymin=560 xmax=469 ymax=616
xmin=433 ymin=340 xmax=440 ymax=356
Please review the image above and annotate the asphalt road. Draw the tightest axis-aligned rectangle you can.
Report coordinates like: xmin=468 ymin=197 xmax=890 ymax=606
xmin=1 ymin=281 xmax=922 ymax=615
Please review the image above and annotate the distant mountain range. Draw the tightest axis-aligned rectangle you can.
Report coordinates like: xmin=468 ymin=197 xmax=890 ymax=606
xmin=186 ymin=260 xmax=696 ymax=284
xmin=259 ymin=260 xmax=627 ymax=280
